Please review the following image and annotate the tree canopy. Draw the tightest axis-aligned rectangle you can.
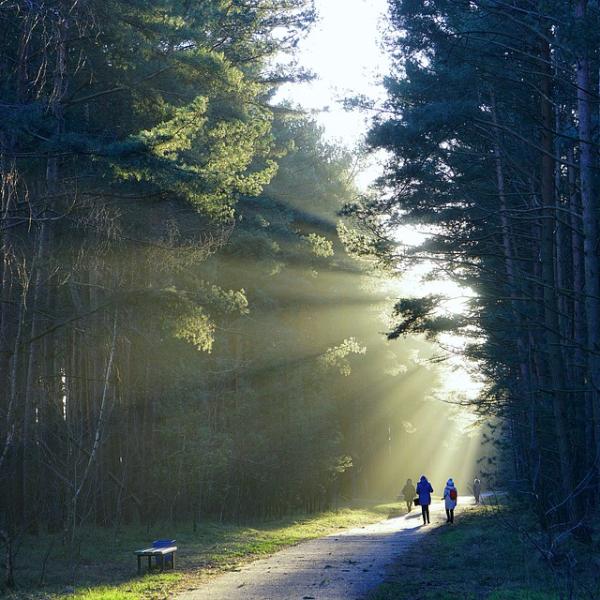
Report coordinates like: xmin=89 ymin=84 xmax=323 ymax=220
xmin=351 ymin=0 xmax=600 ymax=539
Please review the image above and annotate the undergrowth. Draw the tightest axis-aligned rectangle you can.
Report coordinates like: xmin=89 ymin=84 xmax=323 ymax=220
xmin=368 ymin=504 xmax=600 ymax=600
xmin=2 ymin=502 xmax=400 ymax=599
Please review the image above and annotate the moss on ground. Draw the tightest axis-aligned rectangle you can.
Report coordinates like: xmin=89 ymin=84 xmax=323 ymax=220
xmin=2 ymin=502 xmax=401 ymax=600
xmin=368 ymin=505 xmax=600 ymax=600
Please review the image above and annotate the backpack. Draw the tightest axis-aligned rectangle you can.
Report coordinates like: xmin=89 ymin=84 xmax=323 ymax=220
xmin=449 ymin=488 xmax=457 ymax=501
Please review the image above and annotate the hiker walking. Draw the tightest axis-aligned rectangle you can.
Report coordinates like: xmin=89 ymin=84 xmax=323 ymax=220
xmin=416 ymin=475 xmax=433 ymax=525
xmin=401 ymin=478 xmax=416 ymax=513
xmin=473 ymin=477 xmax=481 ymax=504
xmin=443 ymin=478 xmax=458 ymax=523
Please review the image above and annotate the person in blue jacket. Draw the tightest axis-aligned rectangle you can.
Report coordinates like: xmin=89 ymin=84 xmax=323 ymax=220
xmin=416 ymin=475 xmax=433 ymax=525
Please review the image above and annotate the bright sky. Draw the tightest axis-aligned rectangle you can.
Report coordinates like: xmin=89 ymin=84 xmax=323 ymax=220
xmin=275 ymin=0 xmax=390 ymax=151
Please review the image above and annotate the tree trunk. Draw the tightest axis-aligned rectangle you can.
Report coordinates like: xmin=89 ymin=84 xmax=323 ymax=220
xmin=539 ymin=36 xmax=574 ymax=521
xmin=575 ymin=0 xmax=600 ymax=501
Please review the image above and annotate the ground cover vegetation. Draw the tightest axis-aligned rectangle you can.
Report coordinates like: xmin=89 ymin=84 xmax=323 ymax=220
xmin=346 ymin=0 xmax=600 ymax=586
xmin=369 ymin=503 xmax=600 ymax=600
xmin=4 ymin=502 xmax=400 ymax=599
xmin=0 ymin=0 xmax=460 ymax=593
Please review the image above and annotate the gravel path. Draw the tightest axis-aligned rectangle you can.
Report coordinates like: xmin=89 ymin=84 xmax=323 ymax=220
xmin=178 ymin=498 xmax=469 ymax=600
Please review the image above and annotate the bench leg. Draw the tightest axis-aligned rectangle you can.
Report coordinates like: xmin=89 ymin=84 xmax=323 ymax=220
xmin=148 ymin=555 xmax=152 ymax=572
xmin=172 ymin=553 xmax=175 ymax=570
xmin=137 ymin=556 xmax=141 ymax=575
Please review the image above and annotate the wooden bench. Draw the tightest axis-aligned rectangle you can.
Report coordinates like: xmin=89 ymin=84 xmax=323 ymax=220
xmin=134 ymin=539 xmax=177 ymax=574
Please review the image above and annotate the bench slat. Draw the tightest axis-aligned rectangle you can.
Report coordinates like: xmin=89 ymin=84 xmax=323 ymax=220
xmin=134 ymin=546 xmax=177 ymax=555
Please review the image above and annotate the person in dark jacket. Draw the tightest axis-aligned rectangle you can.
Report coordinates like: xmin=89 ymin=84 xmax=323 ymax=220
xmin=416 ymin=475 xmax=433 ymax=524
xmin=473 ymin=477 xmax=481 ymax=504
xmin=401 ymin=478 xmax=416 ymax=513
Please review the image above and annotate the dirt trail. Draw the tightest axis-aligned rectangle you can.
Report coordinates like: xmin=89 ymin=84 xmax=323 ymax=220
xmin=178 ymin=498 xmax=473 ymax=600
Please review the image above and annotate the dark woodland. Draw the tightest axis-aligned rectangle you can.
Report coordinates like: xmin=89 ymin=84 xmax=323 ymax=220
xmin=3 ymin=0 xmax=600 ymax=596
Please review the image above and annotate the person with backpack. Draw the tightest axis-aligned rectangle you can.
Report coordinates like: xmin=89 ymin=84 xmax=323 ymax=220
xmin=416 ymin=475 xmax=433 ymax=525
xmin=473 ymin=477 xmax=481 ymax=504
xmin=443 ymin=478 xmax=458 ymax=523
xmin=401 ymin=478 xmax=416 ymax=513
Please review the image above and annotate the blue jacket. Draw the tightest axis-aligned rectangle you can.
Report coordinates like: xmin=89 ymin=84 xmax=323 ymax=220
xmin=416 ymin=477 xmax=433 ymax=505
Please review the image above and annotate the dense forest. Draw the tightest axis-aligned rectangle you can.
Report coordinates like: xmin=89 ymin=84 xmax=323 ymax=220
xmin=0 ymin=0 xmax=344 ymax=534
xmin=18 ymin=0 xmax=600 ymax=593
xmin=350 ymin=0 xmax=600 ymax=538
xmin=0 ymin=1 xmax=484 ymax=577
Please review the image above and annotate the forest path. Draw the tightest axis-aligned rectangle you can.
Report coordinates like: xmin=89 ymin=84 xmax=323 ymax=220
xmin=178 ymin=497 xmax=475 ymax=600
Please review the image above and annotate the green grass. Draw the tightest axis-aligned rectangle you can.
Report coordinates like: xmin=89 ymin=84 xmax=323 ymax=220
xmin=69 ymin=573 xmax=181 ymax=600
xmin=3 ymin=502 xmax=401 ymax=600
xmin=367 ymin=505 xmax=600 ymax=600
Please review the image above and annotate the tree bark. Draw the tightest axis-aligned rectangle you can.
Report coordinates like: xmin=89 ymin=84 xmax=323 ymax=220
xmin=574 ymin=0 xmax=600 ymax=498
xmin=539 ymin=36 xmax=575 ymax=521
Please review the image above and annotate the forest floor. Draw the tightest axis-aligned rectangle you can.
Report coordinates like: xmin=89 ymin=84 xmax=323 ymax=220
xmin=367 ymin=502 xmax=600 ymax=600
xmin=3 ymin=501 xmax=405 ymax=600
xmin=175 ymin=498 xmax=450 ymax=599
xmin=9 ymin=498 xmax=597 ymax=600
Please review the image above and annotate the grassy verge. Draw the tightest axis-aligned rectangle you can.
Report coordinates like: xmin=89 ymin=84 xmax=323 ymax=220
xmin=3 ymin=501 xmax=402 ymax=600
xmin=367 ymin=504 xmax=600 ymax=600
